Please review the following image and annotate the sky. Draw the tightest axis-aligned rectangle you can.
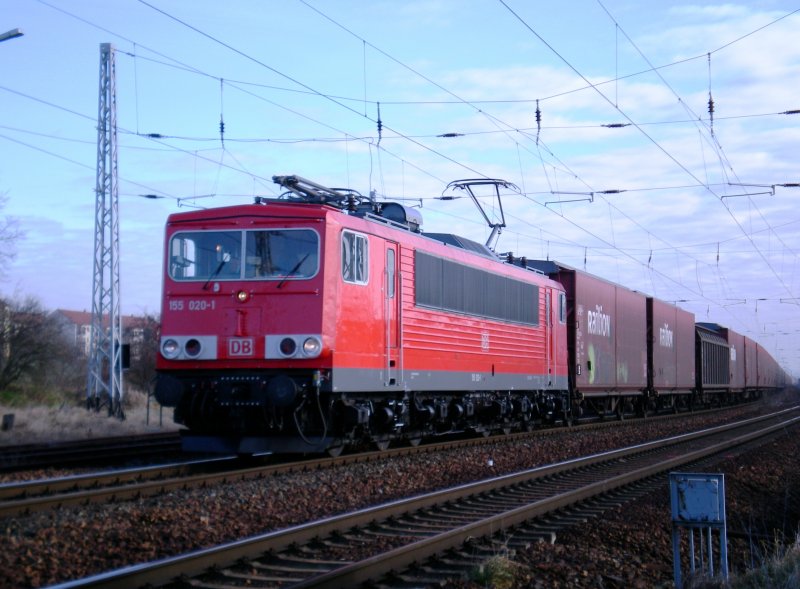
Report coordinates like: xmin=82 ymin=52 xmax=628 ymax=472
xmin=1 ymin=1 xmax=799 ymax=377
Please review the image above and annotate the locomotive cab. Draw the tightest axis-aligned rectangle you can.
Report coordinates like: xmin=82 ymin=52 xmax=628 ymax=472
xmin=154 ymin=201 xmax=337 ymax=453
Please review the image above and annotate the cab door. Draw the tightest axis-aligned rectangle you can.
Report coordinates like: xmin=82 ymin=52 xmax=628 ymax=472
xmin=543 ymin=286 xmax=566 ymax=387
xmin=545 ymin=287 xmax=553 ymax=385
xmin=384 ymin=242 xmax=400 ymax=386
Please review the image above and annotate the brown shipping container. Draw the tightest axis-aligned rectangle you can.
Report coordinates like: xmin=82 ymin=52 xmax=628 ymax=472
xmin=552 ymin=265 xmax=647 ymax=394
xmin=743 ymin=335 xmax=758 ymax=389
xmin=647 ymin=298 xmax=695 ymax=394
xmin=726 ymin=328 xmax=746 ymax=391
xmin=757 ymin=343 xmax=780 ymax=388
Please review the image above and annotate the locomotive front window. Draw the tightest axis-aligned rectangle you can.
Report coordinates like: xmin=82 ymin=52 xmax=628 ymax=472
xmin=169 ymin=229 xmax=318 ymax=282
xmin=244 ymin=229 xmax=318 ymax=279
xmin=169 ymin=231 xmax=242 ymax=281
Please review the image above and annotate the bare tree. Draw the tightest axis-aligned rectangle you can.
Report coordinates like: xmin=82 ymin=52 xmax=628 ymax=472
xmin=0 ymin=193 xmax=22 ymax=277
xmin=0 ymin=296 xmax=68 ymax=391
xmin=125 ymin=312 xmax=160 ymax=395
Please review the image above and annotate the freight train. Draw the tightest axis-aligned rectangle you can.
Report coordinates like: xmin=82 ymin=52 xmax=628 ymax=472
xmin=154 ymin=175 xmax=789 ymax=455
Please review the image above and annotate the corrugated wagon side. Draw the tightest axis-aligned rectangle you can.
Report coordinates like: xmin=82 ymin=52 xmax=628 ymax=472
xmin=695 ymin=323 xmax=731 ymax=401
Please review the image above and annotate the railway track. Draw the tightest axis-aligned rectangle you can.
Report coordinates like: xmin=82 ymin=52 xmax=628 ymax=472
xmin=0 ymin=420 xmax=608 ymax=518
xmin=0 ymin=431 xmax=182 ymax=472
xmin=0 ymin=405 xmax=743 ymax=518
xmin=49 ymin=406 xmax=800 ymax=589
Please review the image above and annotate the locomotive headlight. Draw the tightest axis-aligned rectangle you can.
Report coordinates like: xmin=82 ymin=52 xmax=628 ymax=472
xmin=302 ymin=336 xmax=322 ymax=357
xmin=162 ymin=338 xmax=180 ymax=359
xmin=279 ymin=337 xmax=297 ymax=357
xmin=236 ymin=290 xmax=250 ymax=303
xmin=266 ymin=334 xmax=323 ymax=360
xmin=184 ymin=338 xmax=202 ymax=357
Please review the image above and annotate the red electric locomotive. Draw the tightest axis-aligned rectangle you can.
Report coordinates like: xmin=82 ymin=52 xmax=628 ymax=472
xmin=155 ymin=176 xmax=570 ymax=455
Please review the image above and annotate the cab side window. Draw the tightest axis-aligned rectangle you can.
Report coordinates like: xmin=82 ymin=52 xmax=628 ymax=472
xmin=342 ymin=230 xmax=368 ymax=284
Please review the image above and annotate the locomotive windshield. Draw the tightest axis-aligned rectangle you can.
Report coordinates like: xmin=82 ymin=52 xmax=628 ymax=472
xmin=169 ymin=229 xmax=319 ymax=282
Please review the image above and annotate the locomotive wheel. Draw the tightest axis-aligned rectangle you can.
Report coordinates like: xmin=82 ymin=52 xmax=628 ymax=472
xmin=408 ymin=435 xmax=422 ymax=447
xmin=373 ymin=437 xmax=391 ymax=451
xmin=327 ymin=444 xmax=344 ymax=458
xmin=190 ymin=392 xmax=213 ymax=431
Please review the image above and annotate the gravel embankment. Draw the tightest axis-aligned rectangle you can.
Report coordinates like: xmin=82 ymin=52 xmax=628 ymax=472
xmin=1 ymin=400 xmax=796 ymax=588
xmin=448 ymin=416 xmax=800 ymax=587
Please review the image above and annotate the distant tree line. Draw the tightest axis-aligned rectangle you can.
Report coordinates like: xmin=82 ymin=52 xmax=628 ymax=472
xmin=0 ymin=296 xmax=160 ymax=406
xmin=0 ymin=194 xmax=159 ymax=406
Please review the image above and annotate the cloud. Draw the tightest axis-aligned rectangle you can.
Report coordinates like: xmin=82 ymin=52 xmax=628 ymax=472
xmin=3 ymin=0 xmax=798 ymax=376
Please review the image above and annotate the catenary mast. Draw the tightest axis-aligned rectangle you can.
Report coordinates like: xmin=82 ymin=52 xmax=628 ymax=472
xmin=86 ymin=43 xmax=124 ymax=418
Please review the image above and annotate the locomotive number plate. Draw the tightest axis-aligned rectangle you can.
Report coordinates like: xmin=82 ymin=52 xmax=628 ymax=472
xmin=228 ymin=337 xmax=254 ymax=357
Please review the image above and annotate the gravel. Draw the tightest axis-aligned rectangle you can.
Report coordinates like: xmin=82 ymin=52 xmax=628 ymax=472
xmin=455 ymin=431 xmax=800 ymax=589
xmin=1 ymin=397 xmax=797 ymax=588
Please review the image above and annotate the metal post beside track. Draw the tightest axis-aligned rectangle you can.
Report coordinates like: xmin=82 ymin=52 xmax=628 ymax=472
xmin=87 ymin=42 xmax=124 ymax=419
xmin=670 ymin=472 xmax=728 ymax=588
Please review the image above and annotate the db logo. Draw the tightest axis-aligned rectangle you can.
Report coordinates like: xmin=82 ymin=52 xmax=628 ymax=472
xmin=228 ymin=338 xmax=254 ymax=357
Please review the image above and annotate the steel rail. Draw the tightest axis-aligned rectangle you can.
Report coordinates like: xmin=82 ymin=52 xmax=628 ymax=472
xmin=0 ymin=403 xmax=728 ymax=517
xmin=47 ymin=406 xmax=799 ymax=589
xmin=0 ymin=455 xmax=244 ymax=515
xmin=0 ymin=432 xmax=182 ymax=472
xmin=300 ymin=413 xmax=800 ymax=588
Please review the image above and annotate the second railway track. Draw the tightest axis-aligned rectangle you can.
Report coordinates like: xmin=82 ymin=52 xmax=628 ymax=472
xmin=50 ymin=406 xmax=800 ymax=589
xmin=0 ymin=431 xmax=182 ymax=472
xmin=0 ymin=404 xmax=757 ymax=518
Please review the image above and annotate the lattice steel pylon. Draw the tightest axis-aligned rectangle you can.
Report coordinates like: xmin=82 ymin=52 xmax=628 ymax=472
xmin=86 ymin=43 xmax=124 ymax=419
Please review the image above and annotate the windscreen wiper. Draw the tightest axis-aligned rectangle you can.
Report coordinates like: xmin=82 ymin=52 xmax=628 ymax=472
xmin=203 ymin=256 xmax=228 ymax=290
xmin=276 ymin=253 xmax=310 ymax=290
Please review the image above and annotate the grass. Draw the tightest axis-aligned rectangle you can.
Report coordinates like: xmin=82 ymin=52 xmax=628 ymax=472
xmin=735 ymin=536 xmax=800 ymax=588
xmin=0 ymin=387 xmax=179 ymax=446
xmin=469 ymin=554 xmax=519 ymax=589
xmin=0 ymin=386 xmax=66 ymax=408
xmin=687 ymin=534 xmax=800 ymax=589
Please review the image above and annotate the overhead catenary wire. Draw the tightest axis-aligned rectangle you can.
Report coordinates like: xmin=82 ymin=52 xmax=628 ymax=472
xmin=1 ymin=13 xmax=792 ymax=340
xmin=502 ymin=0 xmax=797 ymax=304
xmin=491 ymin=0 xmax=798 ymax=337
xmin=34 ymin=0 xmax=797 ymax=201
xmin=0 ymin=132 xmax=175 ymax=199
xmin=593 ymin=0 xmax=800 ymax=276
xmin=11 ymin=7 xmax=796 ymax=209
xmin=7 ymin=0 xmax=798 ymax=342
